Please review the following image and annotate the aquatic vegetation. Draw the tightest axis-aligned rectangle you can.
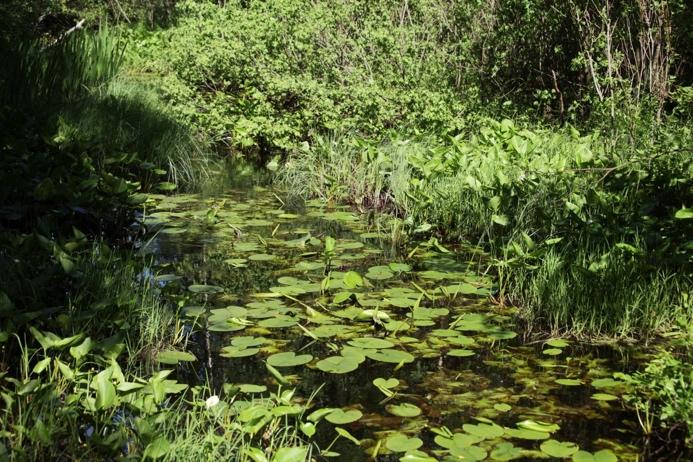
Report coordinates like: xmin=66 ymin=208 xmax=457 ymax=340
xmin=133 ymin=188 xmax=652 ymax=460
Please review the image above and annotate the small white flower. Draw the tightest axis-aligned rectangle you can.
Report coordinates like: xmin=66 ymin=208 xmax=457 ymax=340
xmin=205 ymin=395 xmax=220 ymax=409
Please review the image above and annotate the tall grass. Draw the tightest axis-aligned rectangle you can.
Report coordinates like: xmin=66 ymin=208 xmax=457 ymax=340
xmin=276 ymin=125 xmax=692 ymax=339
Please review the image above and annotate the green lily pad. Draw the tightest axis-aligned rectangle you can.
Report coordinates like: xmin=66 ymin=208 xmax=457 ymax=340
xmin=267 ymin=352 xmax=313 ymax=367
xmin=386 ymin=433 xmax=423 ymax=452
xmin=343 ymin=271 xmax=364 ymax=289
xmin=490 ymin=442 xmax=523 ymax=461
xmin=248 ymin=253 xmax=277 ymax=261
xmin=220 ymin=346 xmax=260 ymax=358
xmin=546 ymin=338 xmax=570 ymax=348
xmin=494 ymin=403 xmax=512 ymax=412
xmin=157 ymin=350 xmax=196 ymax=364
xmin=542 ymin=348 xmax=563 ymax=356
xmin=591 ymin=378 xmax=623 ymax=389
xmin=541 ymin=440 xmax=579 ymax=458
xmin=348 ymin=337 xmax=395 ymax=349
xmin=386 ymin=403 xmax=421 ymax=417
xmin=238 ymin=384 xmax=267 ymax=393
xmin=315 ymin=355 xmax=360 ymax=374
xmin=463 ymin=422 xmax=504 ymax=439
xmin=572 ymin=449 xmax=617 ymax=462
xmin=503 ymin=428 xmax=550 ymax=440
xmin=591 ymin=393 xmax=619 ymax=401
xmin=449 ymin=445 xmax=487 ymax=461
xmin=388 ymin=263 xmax=412 ymax=273
xmin=517 ymin=420 xmax=559 ymax=433
xmin=365 ymin=265 xmax=394 ymax=280
xmin=448 ymin=349 xmax=475 ymax=357
xmin=325 ymin=408 xmax=362 ymax=424
xmin=556 ymin=378 xmax=583 ymax=386
xmin=365 ymin=349 xmax=415 ymax=364
xmin=373 ymin=378 xmax=399 ymax=389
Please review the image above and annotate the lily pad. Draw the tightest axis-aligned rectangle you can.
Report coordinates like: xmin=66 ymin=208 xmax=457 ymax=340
xmin=348 ymin=337 xmax=395 ymax=349
xmin=540 ymin=440 xmax=579 ymax=458
xmin=591 ymin=393 xmax=619 ymax=401
xmin=572 ymin=449 xmax=617 ymax=462
xmin=448 ymin=349 xmax=475 ymax=357
xmin=365 ymin=265 xmax=394 ymax=280
xmin=267 ymin=352 xmax=313 ymax=367
xmin=157 ymin=350 xmax=196 ymax=364
xmin=556 ymin=378 xmax=583 ymax=386
xmin=490 ymin=442 xmax=522 ymax=461
xmin=325 ymin=408 xmax=362 ymax=425
xmin=503 ymin=428 xmax=550 ymax=440
xmin=463 ymin=422 xmax=504 ymax=439
xmin=315 ymin=355 xmax=360 ymax=374
xmin=386 ymin=433 xmax=423 ymax=452
xmin=365 ymin=349 xmax=415 ymax=364
xmin=386 ymin=403 xmax=421 ymax=417
xmin=517 ymin=420 xmax=559 ymax=433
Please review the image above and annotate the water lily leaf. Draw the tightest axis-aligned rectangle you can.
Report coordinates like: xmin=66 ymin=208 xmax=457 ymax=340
xmin=541 ymin=440 xmax=579 ymax=457
xmin=542 ymin=348 xmax=563 ymax=356
xmin=386 ymin=433 xmax=423 ymax=452
xmin=450 ymin=445 xmax=487 ymax=461
xmin=490 ymin=442 xmax=522 ymax=460
xmin=517 ymin=420 xmax=561 ymax=433
xmin=157 ymin=350 xmax=196 ymax=364
xmin=546 ymin=338 xmax=570 ymax=348
xmin=388 ymin=263 xmax=412 ymax=273
xmin=443 ymin=283 xmax=478 ymax=295
xmin=220 ymin=346 xmax=260 ymax=358
xmin=249 ymin=253 xmax=277 ymax=261
xmin=591 ymin=378 xmax=622 ymax=388
xmin=231 ymin=336 xmax=265 ymax=348
xmin=316 ymin=355 xmax=360 ymax=374
xmin=348 ymin=337 xmax=395 ymax=349
xmin=399 ymin=453 xmax=437 ymax=462
xmin=591 ymin=393 xmax=618 ymax=401
xmin=343 ymin=271 xmax=364 ymax=289
xmin=365 ymin=265 xmax=394 ymax=280
xmin=365 ymin=349 xmax=415 ymax=364
xmin=503 ymin=428 xmax=550 ymax=440
xmin=556 ymin=378 xmax=583 ymax=386
xmin=325 ymin=408 xmax=362 ymax=424
xmin=238 ymin=384 xmax=267 ymax=393
xmin=333 ymin=291 xmax=353 ymax=304
xmin=517 ymin=420 xmax=559 ymax=433
xmin=386 ymin=403 xmax=421 ymax=417
xmin=311 ymin=324 xmax=353 ymax=338
xmin=435 ymin=433 xmax=484 ymax=450
xmin=258 ymin=317 xmax=296 ymax=328
xmin=463 ymin=422 xmax=504 ymax=439
xmin=188 ymin=284 xmax=224 ymax=294
xmin=373 ymin=378 xmax=399 ymax=389
xmin=267 ymin=352 xmax=313 ymax=367
xmin=448 ymin=349 xmax=475 ymax=357
xmin=572 ymin=449 xmax=617 ymax=462
xmin=494 ymin=403 xmax=512 ymax=412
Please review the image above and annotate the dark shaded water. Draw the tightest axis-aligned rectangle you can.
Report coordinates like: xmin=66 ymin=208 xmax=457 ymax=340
xmin=140 ymin=186 xmax=645 ymax=461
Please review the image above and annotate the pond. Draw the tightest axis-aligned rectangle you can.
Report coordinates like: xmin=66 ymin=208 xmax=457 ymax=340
xmin=139 ymin=185 xmax=643 ymax=461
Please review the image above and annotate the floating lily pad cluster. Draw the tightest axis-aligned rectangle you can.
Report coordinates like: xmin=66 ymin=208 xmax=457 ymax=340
xmin=144 ymin=190 xmax=636 ymax=461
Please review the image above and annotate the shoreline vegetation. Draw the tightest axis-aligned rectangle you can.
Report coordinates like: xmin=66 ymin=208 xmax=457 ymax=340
xmin=0 ymin=0 xmax=690 ymax=460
